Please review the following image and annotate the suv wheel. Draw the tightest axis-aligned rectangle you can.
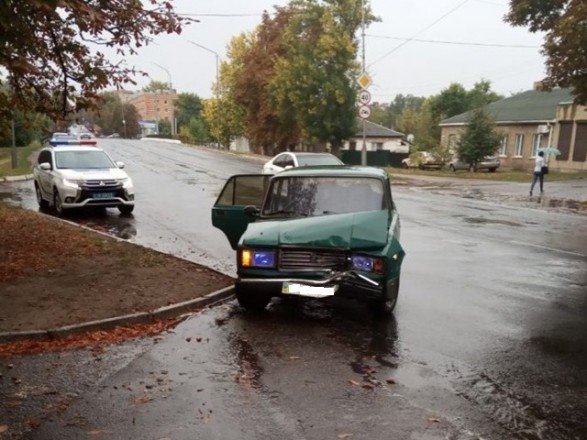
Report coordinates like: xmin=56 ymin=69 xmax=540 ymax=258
xmin=118 ymin=205 xmax=134 ymax=215
xmin=35 ymin=183 xmax=49 ymax=209
xmin=449 ymin=164 xmax=456 ymax=172
xmin=235 ymin=285 xmax=271 ymax=311
xmin=53 ymin=189 xmax=64 ymax=216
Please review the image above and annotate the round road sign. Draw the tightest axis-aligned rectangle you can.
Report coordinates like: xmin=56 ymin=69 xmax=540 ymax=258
xmin=358 ymin=90 xmax=371 ymax=105
xmin=358 ymin=105 xmax=371 ymax=119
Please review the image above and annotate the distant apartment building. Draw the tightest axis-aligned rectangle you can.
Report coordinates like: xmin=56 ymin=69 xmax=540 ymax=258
xmin=126 ymin=89 xmax=177 ymax=123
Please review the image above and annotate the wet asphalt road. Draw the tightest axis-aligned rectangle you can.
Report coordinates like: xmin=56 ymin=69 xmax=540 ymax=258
xmin=1 ymin=139 xmax=586 ymax=439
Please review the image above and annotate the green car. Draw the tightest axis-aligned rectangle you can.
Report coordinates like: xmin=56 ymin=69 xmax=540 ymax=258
xmin=211 ymin=166 xmax=405 ymax=315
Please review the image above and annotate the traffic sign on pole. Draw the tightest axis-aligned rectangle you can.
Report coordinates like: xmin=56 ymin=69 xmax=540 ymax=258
xmin=358 ymin=89 xmax=371 ymax=105
xmin=358 ymin=105 xmax=371 ymax=119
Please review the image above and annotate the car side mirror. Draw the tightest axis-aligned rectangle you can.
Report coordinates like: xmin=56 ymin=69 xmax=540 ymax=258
xmin=284 ymin=165 xmax=293 ymax=170
xmin=39 ymin=162 xmax=51 ymax=171
xmin=116 ymin=161 xmax=125 ymax=169
xmin=244 ymin=205 xmax=260 ymax=218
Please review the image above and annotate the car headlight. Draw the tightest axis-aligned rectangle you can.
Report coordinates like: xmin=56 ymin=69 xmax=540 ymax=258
xmin=62 ymin=178 xmax=84 ymax=188
xmin=241 ymin=249 xmax=277 ymax=268
xmin=351 ymin=255 xmax=384 ymax=273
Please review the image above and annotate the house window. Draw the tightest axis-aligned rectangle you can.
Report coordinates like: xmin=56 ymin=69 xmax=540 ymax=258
xmin=374 ymin=142 xmax=383 ymax=151
xmin=349 ymin=141 xmax=357 ymax=151
xmin=514 ymin=134 xmax=524 ymax=156
xmin=532 ymin=134 xmax=543 ymax=157
xmin=499 ymin=135 xmax=508 ymax=156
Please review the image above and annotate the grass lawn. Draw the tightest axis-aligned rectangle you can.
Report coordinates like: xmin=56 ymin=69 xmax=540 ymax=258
xmin=386 ymin=166 xmax=587 ymax=183
xmin=0 ymin=145 xmax=39 ymax=178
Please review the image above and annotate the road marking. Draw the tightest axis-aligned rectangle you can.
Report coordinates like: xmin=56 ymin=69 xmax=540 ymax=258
xmin=508 ymin=240 xmax=586 ymax=258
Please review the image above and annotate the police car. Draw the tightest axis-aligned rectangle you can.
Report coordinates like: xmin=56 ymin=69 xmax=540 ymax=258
xmin=33 ymin=136 xmax=135 ymax=215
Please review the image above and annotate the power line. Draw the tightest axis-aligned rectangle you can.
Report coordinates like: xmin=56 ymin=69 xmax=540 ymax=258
xmin=366 ymin=34 xmax=540 ymax=49
xmin=368 ymin=0 xmax=471 ymax=67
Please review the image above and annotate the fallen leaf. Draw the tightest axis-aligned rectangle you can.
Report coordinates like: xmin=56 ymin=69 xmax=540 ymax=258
xmin=337 ymin=434 xmax=352 ymax=439
xmin=386 ymin=378 xmax=397 ymax=385
xmin=361 ymin=383 xmax=375 ymax=390
xmin=289 ymin=356 xmax=300 ymax=360
xmin=0 ymin=425 xmax=8 ymax=434
xmin=87 ymin=429 xmax=113 ymax=435
xmin=348 ymin=379 xmax=361 ymax=386
xmin=428 ymin=417 xmax=441 ymax=423
xmin=133 ymin=394 xmax=152 ymax=405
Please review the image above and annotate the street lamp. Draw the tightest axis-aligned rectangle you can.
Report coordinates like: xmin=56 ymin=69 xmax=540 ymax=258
xmin=152 ymin=62 xmax=176 ymax=137
xmin=188 ymin=40 xmax=221 ymax=147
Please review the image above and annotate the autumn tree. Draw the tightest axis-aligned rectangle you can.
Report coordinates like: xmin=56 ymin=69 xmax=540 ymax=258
xmin=505 ymin=0 xmax=587 ymax=103
xmin=270 ymin=0 xmax=375 ymax=153
xmin=0 ymin=1 xmax=192 ymax=120
xmin=174 ymin=93 xmax=203 ymax=131
xmin=456 ymin=107 xmax=503 ymax=169
xmin=91 ymin=93 xmax=140 ymax=138
xmin=143 ymin=80 xmax=172 ymax=92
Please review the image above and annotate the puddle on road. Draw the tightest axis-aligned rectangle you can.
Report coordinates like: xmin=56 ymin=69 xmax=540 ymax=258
xmin=463 ymin=217 xmax=523 ymax=227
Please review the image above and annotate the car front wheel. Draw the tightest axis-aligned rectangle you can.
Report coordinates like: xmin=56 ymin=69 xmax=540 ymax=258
xmin=35 ymin=183 xmax=49 ymax=209
xmin=369 ymin=277 xmax=400 ymax=317
xmin=53 ymin=189 xmax=64 ymax=216
xmin=235 ymin=284 xmax=271 ymax=311
xmin=488 ymin=168 xmax=497 ymax=173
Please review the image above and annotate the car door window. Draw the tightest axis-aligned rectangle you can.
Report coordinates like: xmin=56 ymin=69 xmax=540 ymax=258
xmin=283 ymin=155 xmax=295 ymax=167
xmin=38 ymin=150 xmax=52 ymax=167
xmin=272 ymin=154 xmax=286 ymax=168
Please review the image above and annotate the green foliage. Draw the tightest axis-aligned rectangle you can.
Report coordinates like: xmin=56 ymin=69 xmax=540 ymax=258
xmin=0 ymin=1 xmax=191 ymax=119
xmin=0 ymin=111 xmax=50 ymax=147
xmin=87 ymin=93 xmax=140 ymax=138
xmin=505 ymin=0 xmax=587 ymax=104
xmin=142 ymin=80 xmax=172 ymax=92
xmin=158 ymin=119 xmax=172 ymax=137
xmin=175 ymin=93 xmax=203 ymax=132
xmin=456 ymin=107 xmax=503 ymax=166
xmin=179 ymin=117 xmax=210 ymax=144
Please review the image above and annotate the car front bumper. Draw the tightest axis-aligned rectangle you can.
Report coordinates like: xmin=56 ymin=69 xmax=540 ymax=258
xmin=236 ymin=270 xmax=394 ymax=302
xmin=59 ymin=185 xmax=135 ymax=209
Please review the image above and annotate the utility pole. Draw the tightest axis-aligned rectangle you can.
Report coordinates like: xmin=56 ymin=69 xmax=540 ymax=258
xmin=360 ymin=0 xmax=368 ymax=166
xmin=11 ymin=113 xmax=17 ymax=169
xmin=153 ymin=63 xmax=175 ymax=137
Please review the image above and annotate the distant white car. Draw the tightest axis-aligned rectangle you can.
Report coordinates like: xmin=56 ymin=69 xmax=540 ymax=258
xmin=33 ymin=142 xmax=135 ymax=216
xmin=448 ymin=156 xmax=500 ymax=172
xmin=262 ymin=152 xmax=344 ymax=174
xmin=401 ymin=151 xmax=444 ymax=170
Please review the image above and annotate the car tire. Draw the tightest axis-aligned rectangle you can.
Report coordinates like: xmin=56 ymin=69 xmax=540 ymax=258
xmin=369 ymin=277 xmax=400 ymax=318
xmin=488 ymin=168 xmax=497 ymax=173
xmin=53 ymin=188 xmax=64 ymax=216
xmin=118 ymin=205 xmax=134 ymax=215
xmin=235 ymin=285 xmax=271 ymax=311
xmin=449 ymin=165 xmax=456 ymax=172
xmin=402 ymin=163 xmax=409 ymax=169
xmin=35 ymin=182 xmax=49 ymax=209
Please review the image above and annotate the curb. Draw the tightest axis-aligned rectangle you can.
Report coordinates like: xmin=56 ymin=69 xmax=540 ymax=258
xmin=0 ymin=286 xmax=235 ymax=344
xmin=0 ymin=174 xmax=34 ymax=182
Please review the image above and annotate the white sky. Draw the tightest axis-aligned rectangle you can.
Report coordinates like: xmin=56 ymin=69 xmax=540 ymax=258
xmin=124 ymin=0 xmax=546 ymax=103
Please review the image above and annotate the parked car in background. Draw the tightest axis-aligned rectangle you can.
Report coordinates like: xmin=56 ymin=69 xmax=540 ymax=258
xmin=212 ymin=166 xmax=405 ymax=316
xmin=448 ymin=156 xmax=500 ymax=172
xmin=262 ymin=152 xmax=344 ymax=174
xmin=33 ymin=141 xmax=135 ymax=216
xmin=401 ymin=151 xmax=444 ymax=170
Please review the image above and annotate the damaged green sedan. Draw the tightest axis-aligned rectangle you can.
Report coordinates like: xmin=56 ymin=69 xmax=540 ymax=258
xmin=211 ymin=166 xmax=405 ymax=315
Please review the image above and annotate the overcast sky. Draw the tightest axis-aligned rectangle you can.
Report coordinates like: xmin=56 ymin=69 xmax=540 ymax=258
xmin=126 ymin=0 xmax=546 ymax=102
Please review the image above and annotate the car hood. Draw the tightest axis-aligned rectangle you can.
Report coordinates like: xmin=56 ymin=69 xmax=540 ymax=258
xmin=59 ymin=168 xmax=128 ymax=180
xmin=243 ymin=210 xmax=390 ymax=250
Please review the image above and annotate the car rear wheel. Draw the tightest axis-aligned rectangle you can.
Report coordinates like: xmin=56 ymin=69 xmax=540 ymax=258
xmin=118 ymin=205 xmax=134 ymax=215
xmin=488 ymin=168 xmax=497 ymax=173
xmin=35 ymin=183 xmax=49 ymax=209
xmin=53 ymin=189 xmax=64 ymax=216
xmin=235 ymin=285 xmax=271 ymax=311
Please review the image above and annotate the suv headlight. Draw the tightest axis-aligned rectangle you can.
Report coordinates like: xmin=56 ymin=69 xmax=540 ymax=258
xmin=62 ymin=178 xmax=84 ymax=188
xmin=351 ymin=255 xmax=384 ymax=273
xmin=241 ymin=249 xmax=277 ymax=268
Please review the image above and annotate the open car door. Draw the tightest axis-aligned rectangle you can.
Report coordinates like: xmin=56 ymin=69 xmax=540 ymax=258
xmin=212 ymin=174 xmax=271 ymax=250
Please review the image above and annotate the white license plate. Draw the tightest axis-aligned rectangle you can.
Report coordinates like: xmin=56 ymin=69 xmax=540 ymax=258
xmin=93 ymin=192 xmax=115 ymax=199
xmin=282 ymin=282 xmax=337 ymax=298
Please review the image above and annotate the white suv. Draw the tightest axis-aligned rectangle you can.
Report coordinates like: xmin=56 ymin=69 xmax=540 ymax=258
xmin=33 ymin=143 xmax=135 ymax=215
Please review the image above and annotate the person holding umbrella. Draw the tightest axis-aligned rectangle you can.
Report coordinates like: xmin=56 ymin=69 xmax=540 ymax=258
xmin=530 ymin=151 xmax=546 ymax=196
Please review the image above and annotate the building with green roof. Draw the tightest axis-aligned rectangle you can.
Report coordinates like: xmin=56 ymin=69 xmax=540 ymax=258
xmin=439 ymin=87 xmax=586 ymax=172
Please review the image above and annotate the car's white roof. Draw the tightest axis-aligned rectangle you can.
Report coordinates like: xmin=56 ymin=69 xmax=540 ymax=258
xmin=47 ymin=145 xmax=104 ymax=152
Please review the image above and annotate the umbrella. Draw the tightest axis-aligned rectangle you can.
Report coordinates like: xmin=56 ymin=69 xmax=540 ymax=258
xmin=538 ymin=146 xmax=561 ymax=156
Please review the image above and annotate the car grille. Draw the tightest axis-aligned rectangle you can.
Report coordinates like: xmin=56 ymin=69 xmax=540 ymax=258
xmin=82 ymin=179 xmax=120 ymax=189
xmin=279 ymin=249 xmax=348 ymax=270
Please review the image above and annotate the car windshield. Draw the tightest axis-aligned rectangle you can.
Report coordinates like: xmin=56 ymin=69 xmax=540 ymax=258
xmin=55 ymin=150 xmax=116 ymax=169
xmin=295 ymin=154 xmax=343 ymax=167
xmin=263 ymin=176 xmax=386 ymax=217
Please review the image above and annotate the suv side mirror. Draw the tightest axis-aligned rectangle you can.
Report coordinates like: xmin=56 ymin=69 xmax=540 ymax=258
xmin=39 ymin=162 xmax=51 ymax=171
xmin=116 ymin=161 xmax=125 ymax=169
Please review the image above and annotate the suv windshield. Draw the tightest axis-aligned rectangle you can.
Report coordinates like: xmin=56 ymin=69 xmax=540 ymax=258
xmin=55 ymin=150 xmax=116 ymax=169
xmin=296 ymin=154 xmax=343 ymax=167
xmin=263 ymin=176 xmax=386 ymax=217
